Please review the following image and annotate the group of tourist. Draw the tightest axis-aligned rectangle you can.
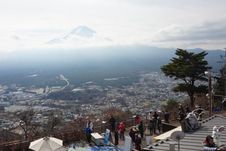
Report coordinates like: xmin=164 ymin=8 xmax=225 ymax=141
xmin=95 ymin=104 xmax=197 ymax=149
xmin=128 ymin=115 xmax=144 ymax=150
xmin=84 ymin=111 xmax=166 ymax=150
xmin=178 ymin=104 xmax=202 ymax=132
xmin=130 ymin=112 xmax=165 ymax=150
xmin=147 ymin=111 xmax=162 ymax=135
xmin=109 ymin=114 xmax=126 ymax=146
xmin=83 ymin=106 xmax=226 ymax=151
xmin=203 ymin=125 xmax=226 ymax=151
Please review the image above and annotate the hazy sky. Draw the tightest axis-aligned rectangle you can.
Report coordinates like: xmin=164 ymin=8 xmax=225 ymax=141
xmin=0 ymin=0 xmax=226 ymax=53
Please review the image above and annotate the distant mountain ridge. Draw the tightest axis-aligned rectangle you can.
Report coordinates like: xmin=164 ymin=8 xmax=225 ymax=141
xmin=0 ymin=45 xmax=224 ymax=86
xmin=188 ymin=48 xmax=225 ymax=72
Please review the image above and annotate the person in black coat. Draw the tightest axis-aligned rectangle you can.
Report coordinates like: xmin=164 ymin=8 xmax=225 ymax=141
xmin=152 ymin=111 xmax=159 ymax=134
xmin=157 ymin=117 xmax=162 ymax=134
xmin=138 ymin=121 xmax=144 ymax=138
xmin=129 ymin=127 xmax=136 ymax=143
xmin=114 ymin=130 xmax=119 ymax=146
xmin=164 ymin=110 xmax=170 ymax=123
xmin=134 ymin=134 xmax=142 ymax=151
xmin=109 ymin=115 xmax=116 ymax=132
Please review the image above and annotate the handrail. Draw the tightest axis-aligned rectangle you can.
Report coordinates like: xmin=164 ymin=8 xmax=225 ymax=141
xmin=0 ymin=116 xmax=175 ymax=150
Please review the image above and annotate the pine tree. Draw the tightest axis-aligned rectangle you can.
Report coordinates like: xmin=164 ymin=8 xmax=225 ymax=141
xmin=161 ymin=49 xmax=211 ymax=108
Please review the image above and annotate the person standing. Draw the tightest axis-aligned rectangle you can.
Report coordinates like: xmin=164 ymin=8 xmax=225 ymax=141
xmin=147 ymin=111 xmax=153 ymax=136
xmin=134 ymin=134 xmax=142 ymax=151
xmin=135 ymin=114 xmax=141 ymax=125
xmin=114 ymin=130 xmax=119 ymax=146
xmin=129 ymin=127 xmax=136 ymax=143
xmin=138 ymin=121 xmax=144 ymax=139
xmin=164 ymin=110 xmax=170 ymax=123
xmin=157 ymin=117 xmax=162 ymax=134
xmin=85 ymin=125 xmax=92 ymax=144
xmin=144 ymin=125 xmax=152 ymax=146
xmin=118 ymin=121 xmax=125 ymax=140
xmin=86 ymin=120 xmax=94 ymax=132
xmin=103 ymin=129 xmax=110 ymax=145
xmin=109 ymin=115 xmax=116 ymax=132
xmin=178 ymin=104 xmax=186 ymax=132
xmin=152 ymin=111 xmax=159 ymax=134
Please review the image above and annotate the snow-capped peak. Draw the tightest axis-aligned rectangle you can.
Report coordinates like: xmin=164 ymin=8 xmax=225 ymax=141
xmin=45 ymin=25 xmax=113 ymax=47
xmin=64 ymin=26 xmax=96 ymax=39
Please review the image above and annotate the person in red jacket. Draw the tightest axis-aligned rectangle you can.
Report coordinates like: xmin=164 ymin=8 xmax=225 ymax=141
xmin=118 ymin=121 xmax=126 ymax=140
xmin=135 ymin=115 xmax=141 ymax=125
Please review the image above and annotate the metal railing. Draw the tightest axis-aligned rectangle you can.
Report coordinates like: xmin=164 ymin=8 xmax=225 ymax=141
xmin=0 ymin=116 xmax=177 ymax=151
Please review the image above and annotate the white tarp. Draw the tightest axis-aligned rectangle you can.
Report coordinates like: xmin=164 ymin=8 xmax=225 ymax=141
xmin=29 ymin=137 xmax=63 ymax=151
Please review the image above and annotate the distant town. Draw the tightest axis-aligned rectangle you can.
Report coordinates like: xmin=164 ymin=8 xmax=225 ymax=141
xmin=0 ymin=72 xmax=188 ymax=131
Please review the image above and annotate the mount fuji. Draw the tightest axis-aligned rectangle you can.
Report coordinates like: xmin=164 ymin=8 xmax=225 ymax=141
xmin=64 ymin=26 xmax=96 ymax=39
xmin=46 ymin=26 xmax=112 ymax=46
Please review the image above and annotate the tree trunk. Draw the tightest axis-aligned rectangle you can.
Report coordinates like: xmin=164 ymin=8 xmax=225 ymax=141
xmin=189 ymin=94 xmax=195 ymax=109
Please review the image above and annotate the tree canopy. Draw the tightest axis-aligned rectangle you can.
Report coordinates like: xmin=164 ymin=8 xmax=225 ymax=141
xmin=161 ymin=48 xmax=211 ymax=108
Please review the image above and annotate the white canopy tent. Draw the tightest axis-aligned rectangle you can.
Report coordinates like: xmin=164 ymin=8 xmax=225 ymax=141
xmin=29 ymin=137 xmax=63 ymax=151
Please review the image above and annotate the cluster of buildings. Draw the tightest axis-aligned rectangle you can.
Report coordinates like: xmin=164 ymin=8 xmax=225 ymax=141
xmin=0 ymin=72 xmax=188 ymax=131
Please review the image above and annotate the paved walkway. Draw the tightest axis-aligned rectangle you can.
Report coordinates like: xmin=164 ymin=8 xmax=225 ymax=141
xmin=113 ymin=131 xmax=161 ymax=150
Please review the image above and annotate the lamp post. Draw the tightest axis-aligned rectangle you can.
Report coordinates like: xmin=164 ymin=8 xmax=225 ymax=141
xmin=205 ymin=71 xmax=212 ymax=117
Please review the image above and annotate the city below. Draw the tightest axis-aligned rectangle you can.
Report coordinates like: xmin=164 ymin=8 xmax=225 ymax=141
xmin=0 ymin=72 xmax=187 ymax=131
